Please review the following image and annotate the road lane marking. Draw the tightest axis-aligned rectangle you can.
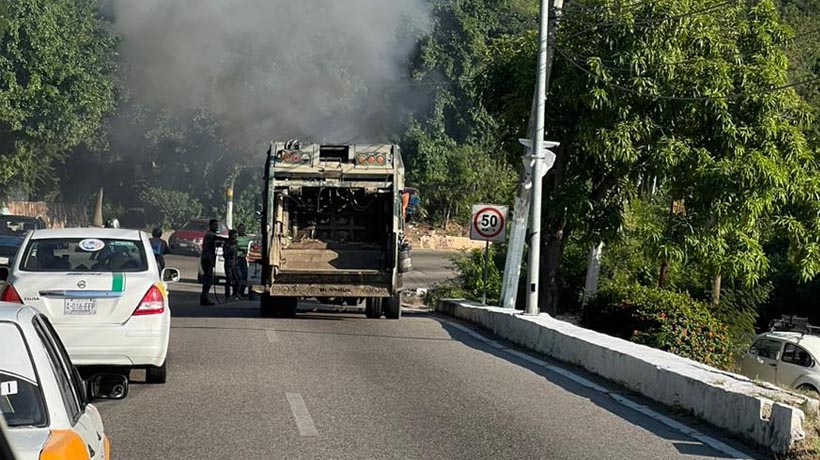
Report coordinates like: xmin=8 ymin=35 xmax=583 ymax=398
xmin=266 ymin=330 xmax=279 ymax=343
xmin=286 ymin=393 xmax=319 ymax=437
xmin=439 ymin=319 xmax=755 ymax=460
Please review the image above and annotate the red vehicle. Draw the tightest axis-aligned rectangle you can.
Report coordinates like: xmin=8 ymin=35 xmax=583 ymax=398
xmin=169 ymin=219 xmax=228 ymax=255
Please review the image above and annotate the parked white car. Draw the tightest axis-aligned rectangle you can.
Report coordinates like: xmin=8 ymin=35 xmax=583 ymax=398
xmin=0 ymin=228 xmax=180 ymax=384
xmin=1 ymin=303 xmax=128 ymax=460
xmin=741 ymin=330 xmax=820 ymax=393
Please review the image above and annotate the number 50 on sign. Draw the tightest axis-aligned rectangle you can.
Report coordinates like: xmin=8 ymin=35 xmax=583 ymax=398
xmin=470 ymin=205 xmax=508 ymax=242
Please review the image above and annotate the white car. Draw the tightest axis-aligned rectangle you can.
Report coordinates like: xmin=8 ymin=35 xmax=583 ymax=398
xmin=0 ymin=228 xmax=180 ymax=384
xmin=1 ymin=303 xmax=128 ymax=460
xmin=741 ymin=330 xmax=820 ymax=393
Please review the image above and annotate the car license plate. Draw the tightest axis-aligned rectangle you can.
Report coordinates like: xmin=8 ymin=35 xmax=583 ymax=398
xmin=64 ymin=299 xmax=97 ymax=316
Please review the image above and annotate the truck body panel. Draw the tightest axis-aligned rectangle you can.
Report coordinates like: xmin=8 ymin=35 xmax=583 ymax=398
xmin=257 ymin=141 xmax=407 ymax=308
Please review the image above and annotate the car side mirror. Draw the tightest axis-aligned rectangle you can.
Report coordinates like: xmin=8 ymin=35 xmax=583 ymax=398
xmin=0 ymin=267 xmax=8 ymax=282
xmin=87 ymin=373 xmax=128 ymax=400
xmin=162 ymin=268 xmax=181 ymax=283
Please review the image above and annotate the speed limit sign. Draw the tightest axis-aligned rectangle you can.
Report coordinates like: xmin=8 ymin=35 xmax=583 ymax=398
xmin=470 ymin=204 xmax=508 ymax=242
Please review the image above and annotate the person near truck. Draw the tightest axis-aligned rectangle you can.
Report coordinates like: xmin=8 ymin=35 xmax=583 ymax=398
xmin=149 ymin=227 xmax=170 ymax=273
xmin=199 ymin=219 xmax=220 ymax=306
xmin=236 ymin=223 xmax=251 ymax=297
xmin=223 ymin=229 xmax=241 ymax=300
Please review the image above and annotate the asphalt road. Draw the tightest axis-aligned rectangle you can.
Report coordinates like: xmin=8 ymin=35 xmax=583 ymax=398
xmin=94 ymin=292 xmax=767 ymax=460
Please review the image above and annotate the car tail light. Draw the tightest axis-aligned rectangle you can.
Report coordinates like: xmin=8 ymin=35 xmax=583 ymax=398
xmin=133 ymin=285 xmax=165 ymax=316
xmin=1 ymin=283 xmax=22 ymax=303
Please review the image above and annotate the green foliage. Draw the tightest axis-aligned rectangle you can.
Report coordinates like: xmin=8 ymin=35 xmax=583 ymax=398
xmin=452 ymin=245 xmax=505 ymax=304
xmin=403 ymin=0 xmax=532 ymax=225
xmin=403 ymin=123 xmax=517 ymax=225
xmin=231 ymin=181 xmax=262 ymax=232
xmin=0 ymin=0 xmax=117 ymax=196
xmin=139 ymin=187 xmax=202 ymax=230
xmin=583 ymin=283 xmax=734 ymax=369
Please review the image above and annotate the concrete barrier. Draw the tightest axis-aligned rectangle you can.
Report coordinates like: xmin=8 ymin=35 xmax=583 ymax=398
xmin=437 ymin=300 xmax=818 ymax=454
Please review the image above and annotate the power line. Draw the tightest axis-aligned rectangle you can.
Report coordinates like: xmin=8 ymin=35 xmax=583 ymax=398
xmin=553 ymin=45 xmax=820 ymax=101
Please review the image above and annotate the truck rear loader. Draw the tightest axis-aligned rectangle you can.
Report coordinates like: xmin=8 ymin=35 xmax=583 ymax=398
xmin=254 ymin=140 xmax=410 ymax=318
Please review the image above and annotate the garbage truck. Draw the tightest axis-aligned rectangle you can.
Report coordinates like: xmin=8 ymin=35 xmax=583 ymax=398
xmin=253 ymin=140 xmax=411 ymax=319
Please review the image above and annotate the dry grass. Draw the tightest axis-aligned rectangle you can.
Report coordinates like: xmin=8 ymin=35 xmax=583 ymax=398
xmin=779 ymin=411 xmax=820 ymax=460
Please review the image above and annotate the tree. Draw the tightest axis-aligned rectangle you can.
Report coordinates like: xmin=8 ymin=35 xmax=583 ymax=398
xmin=403 ymin=0 xmax=534 ymax=225
xmin=482 ymin=0 xmax=820 ymax=312
xmin=0 ymin=0 xmax=117 ymax=197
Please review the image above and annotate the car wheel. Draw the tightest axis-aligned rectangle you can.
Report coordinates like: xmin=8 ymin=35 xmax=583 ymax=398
xmin=146 ymin=361 xmax=167 ymax=384
xmin=798 ymin=384 xmax=819 ymax=394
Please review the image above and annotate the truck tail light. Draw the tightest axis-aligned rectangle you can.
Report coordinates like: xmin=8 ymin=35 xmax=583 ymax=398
xmin=376 ymin=154 xmax=386 ymax=165
xmin=1 ymin=283 xmax=22 ymax=303
xmin=133 ymin=285 xmax=165 ymax=316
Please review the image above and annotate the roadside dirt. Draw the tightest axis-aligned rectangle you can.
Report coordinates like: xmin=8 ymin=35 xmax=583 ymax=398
xmin=405 ymin=223 xmax=486 ymax=251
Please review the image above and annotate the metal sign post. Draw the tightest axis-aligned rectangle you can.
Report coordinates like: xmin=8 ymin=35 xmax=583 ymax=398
xmin=470 ymin=205 xmax=508 ymax=305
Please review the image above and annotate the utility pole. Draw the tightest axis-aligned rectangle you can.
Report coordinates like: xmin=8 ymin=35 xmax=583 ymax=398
xmin=500 ymin=0 xmax=564 ymax=310
xmin=226 ymin=182 xmax=234 ymax=229
xmin=525 ymin=0 xmax=554 ymax=316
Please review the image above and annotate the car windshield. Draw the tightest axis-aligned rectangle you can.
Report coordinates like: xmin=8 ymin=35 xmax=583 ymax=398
xmin=20 ymin=238 xmax=148 ymax=272
xmin=181 ymin=221 xmax=209 ymax=231
xmin=0 ymin=323 xmax=47 ymax=428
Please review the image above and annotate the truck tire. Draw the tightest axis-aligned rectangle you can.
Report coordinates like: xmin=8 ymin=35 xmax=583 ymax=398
xmin=281 ymin=297 xmax=298 ymax=318
xmin=384 ymin=294 xmax=401 ymax=320
xmin=261 ymin=294 xmax=298 ymax=318
xmin=365 ymin=298 xmax=382 ymax=319
xmin=260 ymin=293 xmax=276 ymax=318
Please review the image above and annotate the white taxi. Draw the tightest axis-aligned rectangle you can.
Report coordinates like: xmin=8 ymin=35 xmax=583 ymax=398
xmin=0 ymin=229 xmax=180 ymax=384
xmin=1 ymin=303 xmax=128 ymax=460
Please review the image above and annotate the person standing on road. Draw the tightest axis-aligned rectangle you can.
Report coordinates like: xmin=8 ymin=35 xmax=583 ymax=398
xmin=236 ymin=223 xmax=251 ymax=297
xmin=149 ymin=227 xmax=170 ymax=273
xmin=199 ymin=219 xmax=220 ymax=306
xmin=223 ymin=229 xmax=241 ymax=300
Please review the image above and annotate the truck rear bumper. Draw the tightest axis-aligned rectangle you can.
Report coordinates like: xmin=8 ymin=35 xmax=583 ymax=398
xmin=265 ymin=283 xmax=394 ymax=297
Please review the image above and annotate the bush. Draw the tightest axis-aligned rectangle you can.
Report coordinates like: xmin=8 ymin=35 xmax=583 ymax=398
xmin=451 ymin=245 xmax=505 ymax=304
xmin=583 ymin=282 xmax=734 ymax=369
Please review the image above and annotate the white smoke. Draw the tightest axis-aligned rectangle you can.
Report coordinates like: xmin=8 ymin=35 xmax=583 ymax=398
xmin=110 ymin=0 xmax=430 ymax=153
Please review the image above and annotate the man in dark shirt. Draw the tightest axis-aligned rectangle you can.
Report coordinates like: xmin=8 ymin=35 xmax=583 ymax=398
xmin=199 ymin=219 xmax=219 ymax=306
xmin=150 ymin=227 xmax=170 ymax=273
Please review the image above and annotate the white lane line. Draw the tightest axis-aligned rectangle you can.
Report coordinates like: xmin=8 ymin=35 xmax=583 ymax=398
xmin=266 ymin=330 xmax=279 ymax=343
xmin=439 ymin=319 xmax=756 ymax=460
xmin=286 ymin=393 xmax=319 ymax=437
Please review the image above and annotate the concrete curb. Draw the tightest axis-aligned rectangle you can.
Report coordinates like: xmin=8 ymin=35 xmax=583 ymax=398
xmin=438 ymin=300 xmax=818 ymax=455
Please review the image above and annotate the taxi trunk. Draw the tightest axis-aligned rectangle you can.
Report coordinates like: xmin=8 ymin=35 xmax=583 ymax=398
xmin=15 ymin=271 xmax=153 ymax=325
xmin=9 ymin=236 xmax=154 ymax=325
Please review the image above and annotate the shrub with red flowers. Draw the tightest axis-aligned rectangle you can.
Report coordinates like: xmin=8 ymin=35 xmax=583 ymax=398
xmin=582 ymin=283 xmax=734 ymax=369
